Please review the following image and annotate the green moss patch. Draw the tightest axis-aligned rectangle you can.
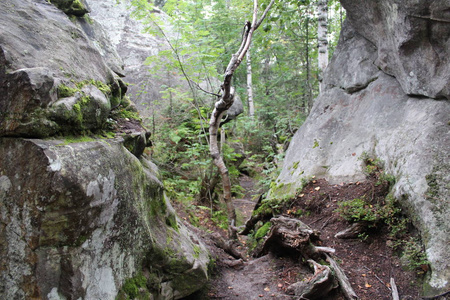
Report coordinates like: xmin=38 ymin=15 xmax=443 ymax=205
xmin=49 ymin=0 xmax=88 ymax=16
xmin=116 ymin=272 xmax=153 ymax=300
xmin=57 ymin=84 xmax=78 ymax=98
xmin=254 ymin=221 xmax=272 ymax=240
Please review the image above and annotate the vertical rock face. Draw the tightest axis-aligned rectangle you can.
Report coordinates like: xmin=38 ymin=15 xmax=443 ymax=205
xmin=0 ymin=0 xmax=209 ymax=299
xmin=275 ymin=0 xmax=449 ymax=296
xmin=85 ymin=0 xmax=244 ymax=120
xmin=340 ymin=0 xmax=450 ymax=100
xmin=0 ymin=0 xmax=123 ymax=137
xmin=85 ymin=0 xmax=187 ymax=116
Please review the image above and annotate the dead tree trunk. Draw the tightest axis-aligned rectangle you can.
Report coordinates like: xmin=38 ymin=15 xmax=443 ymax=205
xmin=317 ymin=0 xmax=328 ymax=93
xmin=256 ymin=216 xmax=335 ymax=259
xmin=209 ymin=0 xmax=275 ymax=239
xmin=326 ymin=254 xmax=359 ymax=300
xmin=287 ymin=260 xmax=337 ymax=299
xmin=246 ymin=46 xmax=255 ymax=118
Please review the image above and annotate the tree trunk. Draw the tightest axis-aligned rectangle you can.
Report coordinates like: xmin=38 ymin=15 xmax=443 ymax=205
xmin=246 ymin=47 xmax=255 ymax=118
xmin=305 ymin=9 xmax=313 ymax=113
xmin=197 ymin=165 xmax=220 ymax=205
xmin=210 ymin=110 xmax=237 ymax=238
xmin=256 ymin=216 xmax=335 ymax=259
xmin=209 ymin=0 xmax=275 ymax=239
xmin=287 ymin=260 xmax=337 ymax=299
xmin=317 ymin=0 xmax=328 ymax=93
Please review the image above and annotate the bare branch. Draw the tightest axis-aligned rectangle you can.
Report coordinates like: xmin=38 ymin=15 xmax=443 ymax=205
xmin=190 ymin=80 xmax=221 ymax=98
xmin=255 ymin=0 xmax=276 ymax=30
xmin=390 ymin=277 xmax=400 ymax=300
xmin=234 ymin=21 xmax=252 ymax=64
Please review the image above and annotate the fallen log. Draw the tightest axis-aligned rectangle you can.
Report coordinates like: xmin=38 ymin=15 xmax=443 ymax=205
xmin=325 ymin=254 xmax=359 ymax=300
xmin=210 ymin=232 xmax=245 ymax=260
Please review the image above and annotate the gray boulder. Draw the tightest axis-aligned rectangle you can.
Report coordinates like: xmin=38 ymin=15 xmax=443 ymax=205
xmin=0 ymin=0 xmax=210 ymax=299
xmin=273 ymin=2 xmax=450 ymax=296
xmin=50 ymin=84 xmax=112 ymax=132
xmin=0 ymin=0 xmax=124 ymax=137
xmin=0 ymin=138 xmax=209 ymax=299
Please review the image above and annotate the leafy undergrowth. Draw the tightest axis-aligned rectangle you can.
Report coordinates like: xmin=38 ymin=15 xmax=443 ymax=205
xmin=175 ymin=174 xmax=429 ymax=300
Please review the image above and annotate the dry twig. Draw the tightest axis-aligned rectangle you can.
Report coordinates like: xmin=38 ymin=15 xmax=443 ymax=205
xmin=390 ymin=277 xmax=399 ymax=300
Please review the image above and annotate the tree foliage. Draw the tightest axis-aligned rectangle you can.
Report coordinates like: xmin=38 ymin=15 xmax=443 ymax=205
xmin=128 ymin=0 xmax=345 ymax=225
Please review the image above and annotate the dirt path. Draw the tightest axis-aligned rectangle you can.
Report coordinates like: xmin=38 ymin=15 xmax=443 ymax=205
xmin=197 ymin=176 xmax=302 ymax=300
xmin=232 ymin=175 xmax=259 ymax=226
xmin=207 ymin=254 xmax=299 ymax=300
xmin=183 ymin=175 xmax=424 ymax=300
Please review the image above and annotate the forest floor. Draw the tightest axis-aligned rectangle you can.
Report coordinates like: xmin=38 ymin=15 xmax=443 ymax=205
xmin=177 ymin=175 xmax=433 ymax=300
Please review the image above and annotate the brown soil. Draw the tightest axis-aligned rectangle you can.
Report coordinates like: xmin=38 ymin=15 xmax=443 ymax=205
xmin=278 ymin=177 xmax=421 ymax=300
xmin=178 ymin=175 xmax=433 ymax=300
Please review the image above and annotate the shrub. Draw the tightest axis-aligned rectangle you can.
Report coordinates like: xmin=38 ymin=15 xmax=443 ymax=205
xmin=335 ymin=197 xmax=379 ymax=223
xmin=395 ymin=237 xmax=429 ymax=274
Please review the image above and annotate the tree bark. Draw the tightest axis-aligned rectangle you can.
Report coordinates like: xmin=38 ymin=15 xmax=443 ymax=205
xmin=209 ymin=0 xmax=275 ymax=239
xmin=304 ymin=7 xmax=313 ymax=113
xmin=197 ymin=165 xmax=220 ymax=205
xmin=334 ymin=221 xmax=369 ymax=239
xmin=246 ymin=47 xmax=255 ymax=118
xmin=287 ymin=260 xmax=337 ymax=299
xmin=317 ymin=0 xmax=329 ymax=93
xmin=257 ymin=216 xmax=335 ymax=259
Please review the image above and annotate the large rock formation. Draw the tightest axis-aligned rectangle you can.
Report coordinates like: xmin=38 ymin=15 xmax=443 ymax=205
xmin=0 ymin=0 xmax=125 ymax=137
xmin=0 ymin=0 xmax=209 ymax=298
xmin=0 ymin=138 xmax=209 ymax=299
xmin=274 ymin=0 xmax=449 ymax=296
xmin=84 ymin=0 xmax=182 ymax=116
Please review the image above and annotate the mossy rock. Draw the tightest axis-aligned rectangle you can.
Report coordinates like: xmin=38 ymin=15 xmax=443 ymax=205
xmin=57 ymin=84 xmax=78 ymax=98
xmin=50 ymin=84 xmax=111 ymax=133
xmin=49 ymin=0 xmax=88 ymax=16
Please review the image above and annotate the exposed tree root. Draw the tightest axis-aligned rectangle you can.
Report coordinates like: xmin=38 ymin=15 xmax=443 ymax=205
xmin=256 ymin=216 xmax=334 ymax=260
xmin=210 ymin=232 xmax=245 ymax=260
xmin=335 ymin=221 xmax=369 ymax=239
